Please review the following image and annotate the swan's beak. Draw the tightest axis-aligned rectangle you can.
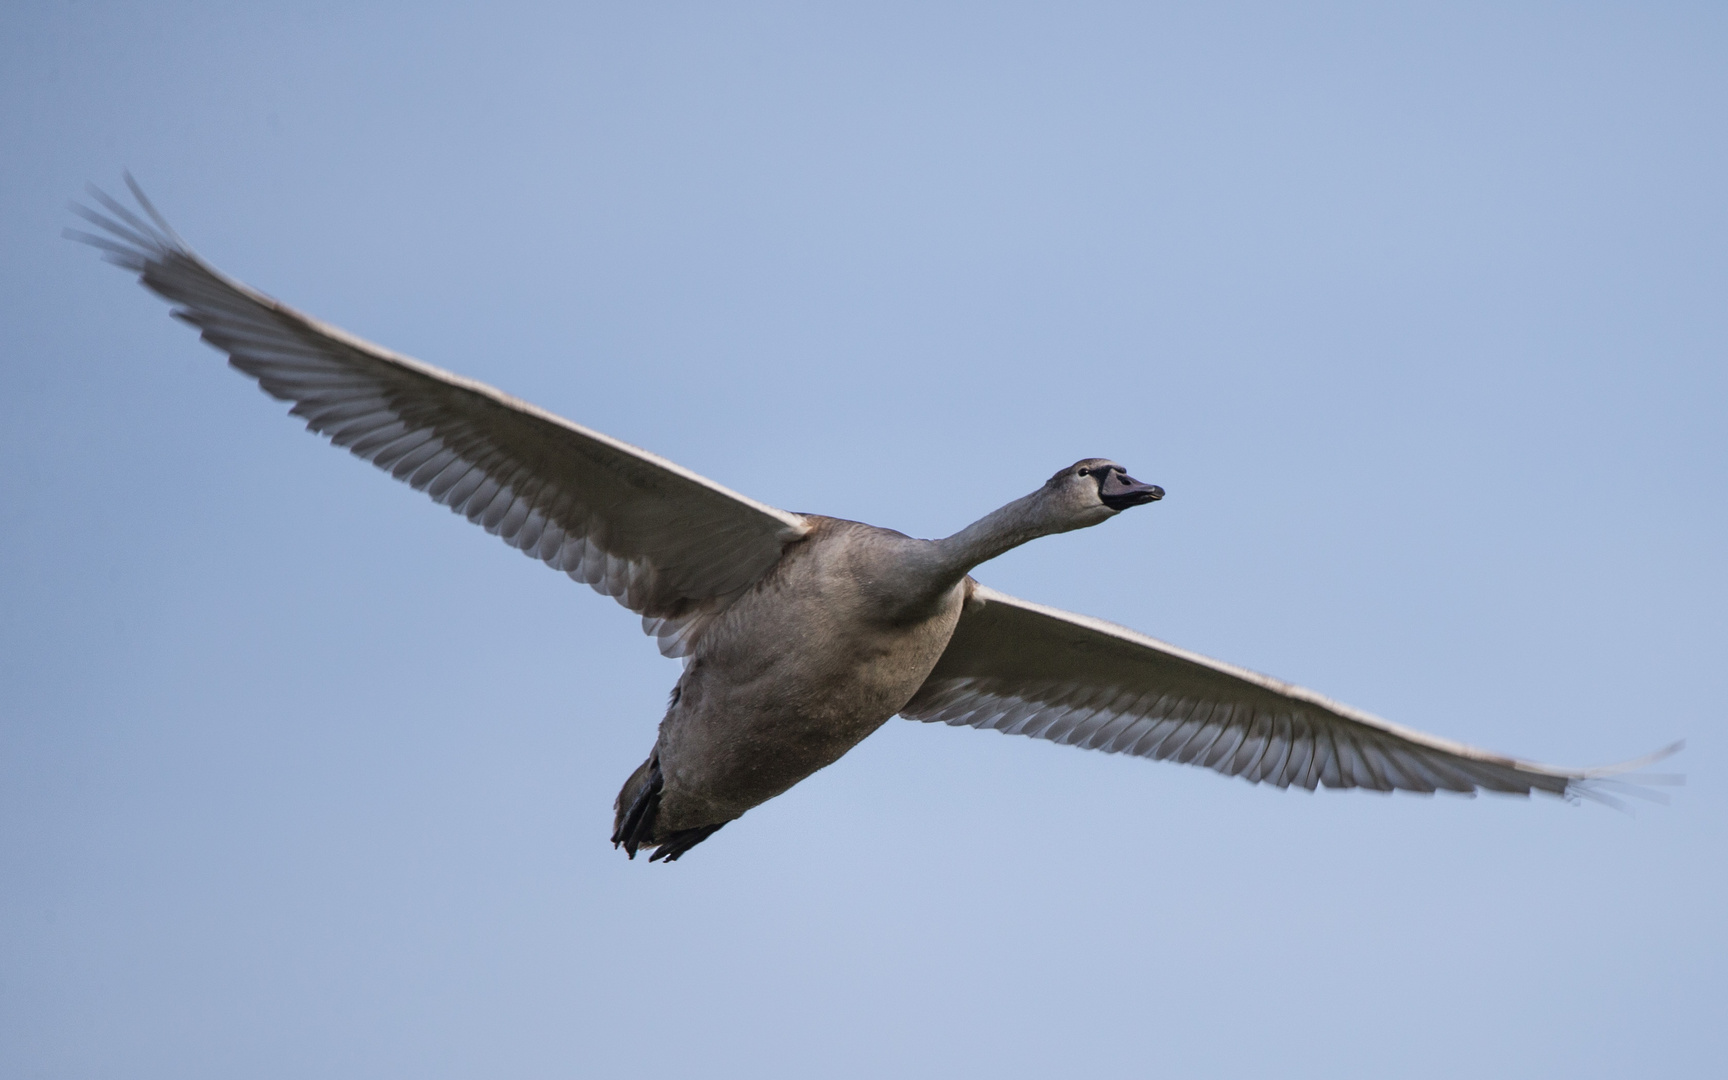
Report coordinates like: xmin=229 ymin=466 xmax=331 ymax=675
xmin=1099 ymin=472 xmax=1164 ymax=511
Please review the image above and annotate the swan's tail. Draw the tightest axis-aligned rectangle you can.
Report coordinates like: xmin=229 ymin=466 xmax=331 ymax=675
xmin=612 ymin=754 xmax=663 ymax=857
xmin=611 ymin=752 xmax=727 ymax=862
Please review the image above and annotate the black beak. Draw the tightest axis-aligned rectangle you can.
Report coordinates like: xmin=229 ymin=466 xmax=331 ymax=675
xmin=1099 ymin=470 xmax=1165 ymax=511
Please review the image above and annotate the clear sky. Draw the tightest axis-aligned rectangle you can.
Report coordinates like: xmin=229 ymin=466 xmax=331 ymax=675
xmin=2 ymin=3 xmax=1724 ymax=1077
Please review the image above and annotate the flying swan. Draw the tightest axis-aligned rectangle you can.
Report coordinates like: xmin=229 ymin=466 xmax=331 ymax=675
xmin=71 ymin=179 xmax=1677 ymax=862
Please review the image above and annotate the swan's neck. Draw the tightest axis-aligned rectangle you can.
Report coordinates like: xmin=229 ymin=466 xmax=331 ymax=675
xmin=920 ymin=488 xmax=1076 ymax=584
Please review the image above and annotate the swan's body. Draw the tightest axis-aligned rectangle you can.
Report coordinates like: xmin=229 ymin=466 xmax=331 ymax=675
xmin=628 ymin=518 xmax=973 ymax=856
xmin=73 ymin=180 xmax=1674 ymax=862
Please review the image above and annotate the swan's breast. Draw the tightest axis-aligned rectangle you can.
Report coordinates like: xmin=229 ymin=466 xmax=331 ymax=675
xmin=703 ymin=518 xmax=962 ymax=710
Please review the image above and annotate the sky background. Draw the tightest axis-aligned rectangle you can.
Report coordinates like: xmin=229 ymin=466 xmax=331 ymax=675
xmin=2 ymin=2 xmax=1724 ymax=1077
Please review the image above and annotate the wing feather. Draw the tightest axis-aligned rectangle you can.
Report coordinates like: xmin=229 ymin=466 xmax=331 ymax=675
xmin=903 ymin=585 xmax=1677 ymax=802
xmin=74 ymin=180 xmax=809 ymax=656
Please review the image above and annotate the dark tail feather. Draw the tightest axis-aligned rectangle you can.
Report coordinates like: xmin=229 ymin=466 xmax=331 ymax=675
xmin=611 ymin=752 xmax=728 ymax=862
xmin=649 ymin=822 xmax=727 ymax=863
xmin=611 ymin=754 xmax=663 ymax=860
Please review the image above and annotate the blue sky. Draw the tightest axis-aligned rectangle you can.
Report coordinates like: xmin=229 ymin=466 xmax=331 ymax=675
xmin=2 ymin=3 xmax=1724 ymax=1077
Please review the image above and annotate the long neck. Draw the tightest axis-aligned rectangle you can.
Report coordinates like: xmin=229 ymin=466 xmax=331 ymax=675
xmin=905 ymin=487 xmax=1074 ymax=591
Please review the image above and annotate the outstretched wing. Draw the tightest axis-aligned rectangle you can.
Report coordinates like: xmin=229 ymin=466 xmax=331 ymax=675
xmin=904 ymin=585 xmax=1678 ymax=803
xmin=72 ymin=178 xmax=809 ymax=657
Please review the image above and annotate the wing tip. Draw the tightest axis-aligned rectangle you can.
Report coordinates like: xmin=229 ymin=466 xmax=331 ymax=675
xmin=1561 ymin=739 xmax=1685 ymax=810
xmin=67 ymin=173 xmax=194 ymax=273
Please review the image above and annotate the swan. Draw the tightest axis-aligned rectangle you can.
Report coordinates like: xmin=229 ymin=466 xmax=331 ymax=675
xmin=70 ymin=179 xmax=1677 ymax=862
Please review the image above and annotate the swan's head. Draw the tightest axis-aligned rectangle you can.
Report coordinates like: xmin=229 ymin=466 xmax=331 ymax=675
xmin=1046 ymin=458 xmax=1164 ymax=527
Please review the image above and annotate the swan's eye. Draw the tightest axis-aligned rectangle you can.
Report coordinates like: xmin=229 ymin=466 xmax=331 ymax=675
xmin=1077 ymin=467 xmax=1090 ymax=476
